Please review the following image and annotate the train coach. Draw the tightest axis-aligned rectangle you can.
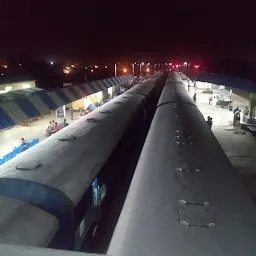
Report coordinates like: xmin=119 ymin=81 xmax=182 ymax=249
xmin=108 ymin=71 xmax=256 ymax=256
xmin=0 ymin=73 xmax=165 ymax=250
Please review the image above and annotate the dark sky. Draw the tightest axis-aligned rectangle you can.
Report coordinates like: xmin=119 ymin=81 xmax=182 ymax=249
xmin=1 ymin=1 xmax=255 ymax=62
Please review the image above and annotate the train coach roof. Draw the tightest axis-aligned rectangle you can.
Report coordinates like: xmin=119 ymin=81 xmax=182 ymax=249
xmin=0 ymin=244 xmax=106 ymax=256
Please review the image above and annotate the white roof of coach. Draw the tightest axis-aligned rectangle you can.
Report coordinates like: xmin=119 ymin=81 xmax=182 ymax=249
xmin=0 ymin=93 xmax=143 ymax=205
xmin=0 ymin=244 xmax=106 ymax=256
xmin=0 ymin=195 xmax=58 ymax=247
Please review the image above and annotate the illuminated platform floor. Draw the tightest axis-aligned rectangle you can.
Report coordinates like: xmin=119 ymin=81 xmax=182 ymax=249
xmin=0 ymin=111 xmax=83 ymax=158
xmin=185 ymin=76 xmax=256 ymax=199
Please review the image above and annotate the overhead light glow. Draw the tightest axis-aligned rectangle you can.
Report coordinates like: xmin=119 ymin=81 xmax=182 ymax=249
xmin=63 ymin=66 xmax=71 ymax=74
xmin=123 ymin=68 xmax=127 ymax=73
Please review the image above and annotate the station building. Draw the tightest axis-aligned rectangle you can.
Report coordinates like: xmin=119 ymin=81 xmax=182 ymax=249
xmin=0 ymin=80 xmax=37 ymax=94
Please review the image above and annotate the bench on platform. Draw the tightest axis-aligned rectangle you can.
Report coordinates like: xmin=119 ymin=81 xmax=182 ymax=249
xmin=240 ymin=121 xmax=256 ymax=135
xmin=247 ymin=126 xmax=256 ymax=136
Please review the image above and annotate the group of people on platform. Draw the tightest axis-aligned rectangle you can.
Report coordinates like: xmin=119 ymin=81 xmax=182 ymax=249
xmin=46 ymin=119 xmax=69 ymax=136
xmin=230 ymin=106 xmax=250 ymax=126
xmin=205 ymin=106 xmax=246 ymax=129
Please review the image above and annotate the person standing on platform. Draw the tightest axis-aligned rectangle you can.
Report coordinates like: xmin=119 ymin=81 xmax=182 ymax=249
xmin=212 ymin=96 xmax=218 ymax=110
xmin=55 ymin=122 xmax=60 ymax=132
xmin=209 ymin=94 xmax=213 ymax=105
xmin=233 ymin=107 xmax=241 ymax=126
xmin=193 ymin=93 xmax=197 ymax=104
xmin=206 ymin=116 xmax=213 ymax=130
xmin=63 ymin=119 xmax=69 ymax=127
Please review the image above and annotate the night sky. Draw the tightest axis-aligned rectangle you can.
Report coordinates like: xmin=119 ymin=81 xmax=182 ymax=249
xmin=1 ymin=1 xmax=255 ymax=62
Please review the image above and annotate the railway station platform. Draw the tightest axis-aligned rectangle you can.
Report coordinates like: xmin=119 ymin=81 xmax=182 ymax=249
xmin=0 ymin=110 xmax=82 ymax=158
xmin=181 ymin=73 xmax=256 ymax=199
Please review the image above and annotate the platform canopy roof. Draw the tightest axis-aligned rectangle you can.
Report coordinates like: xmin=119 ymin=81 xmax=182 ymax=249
xmin=183 ymin=69 xmax=256 ymax=93
xmin=0 ymin=74 xmax=134 ymax=130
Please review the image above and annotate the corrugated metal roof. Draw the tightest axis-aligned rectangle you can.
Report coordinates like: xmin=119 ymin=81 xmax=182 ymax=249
xmin=47 ymin=91 xmax=65 ymax=107
xmin=15 ymin=98 xmax=40 ymax=119
xmin=183 ymin=69 xmax=256 ymax=92
xmin=61 ymin=88 xmax=77 ymax=102
xmin=37 ymin=92 xmax=58 ymax=110
xmin=0 ymin=75 xmax=133 ymax=130
xmin=0 ymin=102 xmax=29 ymax=124
xmin=0 ymin=105 xmax=15 ymax=129
xmin=28 ymin=95 xmax=51 ymax=115
xmin=73 ymin=86 xmax=85 ymax=98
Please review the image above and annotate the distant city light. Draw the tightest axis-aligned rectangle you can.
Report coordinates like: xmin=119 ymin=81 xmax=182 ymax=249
xmin=95 ymin=65 xmax=98 ymax=69
xmin=141 ymin=62 xmax=144 ymax=65
xmin=63 ymin=66 xmax=71 ymax=74
xmin=85 ymin=67 xmax=88 ymax=69
xmin=3 ymin=65 xmax=7 ymax=69
xmin=146 ymin=68 xmax=150 ymax=72
xmin=71 ymin=64 xmax=75 ymax=68
xmin=50 ymin=61 xmax=54 ymax=65
xmin=194 ymin=65 xmax=200 ymax=69
xmin=105 ymin=66 xmax=108 ymax=68
xmin=147 ymin=62 xmax=150 ymax=65
xmin=123 ymin=68 xmax=127 ymax=73
xmin=91 ymin=69 xmax=94 ymax=72
xmin=19 ymin=63 xmax=22 ymax=66
xmin=1 ymin=73 xmax=3 ymax=76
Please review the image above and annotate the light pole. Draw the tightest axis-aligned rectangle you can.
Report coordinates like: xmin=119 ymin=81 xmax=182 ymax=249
xmin=132 ymin=63 xmax=135 ymax=76
xmin=140 ymin=62 xmax=144 ymax=76
xmin=114 ymin=63 xmax=119 ymax=76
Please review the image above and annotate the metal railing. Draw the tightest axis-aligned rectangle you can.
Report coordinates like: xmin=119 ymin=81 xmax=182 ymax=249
xmin=0 ymin=138 xmax=39 ymax=165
